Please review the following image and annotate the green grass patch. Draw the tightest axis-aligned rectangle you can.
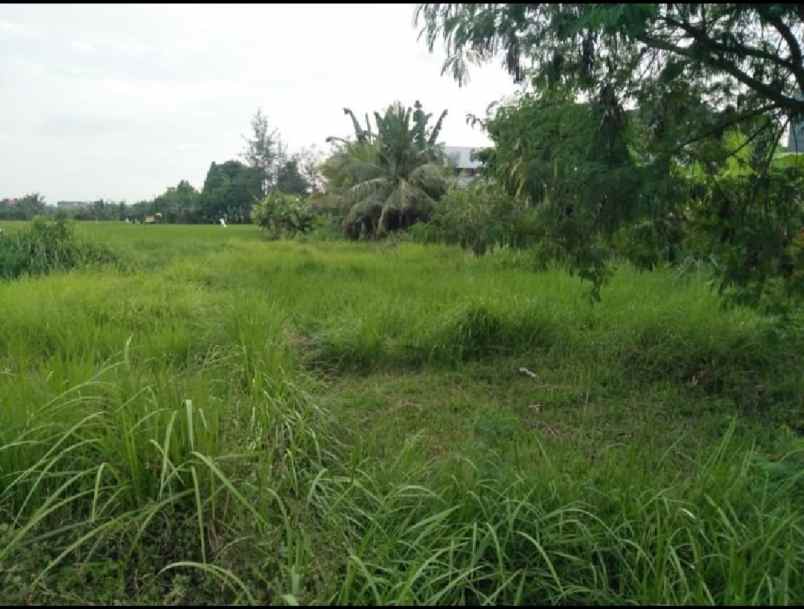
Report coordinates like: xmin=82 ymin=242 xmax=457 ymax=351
xmin=0 ymin=218 xmax=120 ymax=280
xmin=0 ymin=222 xmax=802 ymax=604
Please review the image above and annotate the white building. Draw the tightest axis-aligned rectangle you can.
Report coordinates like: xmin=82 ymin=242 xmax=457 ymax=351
xmin=57 ymin=201 xmax=89 ymax=210
xmin=788 ymin=117 xmax=804 ymax=153
xmin=444 ymin=146 xmax=485 ymax=187
xmin=786 ymin=92 xmax=803 ymax=153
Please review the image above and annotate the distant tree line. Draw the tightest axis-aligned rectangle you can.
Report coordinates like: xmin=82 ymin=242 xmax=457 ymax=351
xmin=2 ymin=109 xmax=324 ymax=224
xmin=0 ymin=194 xmax=48 ymax=221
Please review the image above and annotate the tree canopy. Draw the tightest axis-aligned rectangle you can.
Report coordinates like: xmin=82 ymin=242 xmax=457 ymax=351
xmin=416 ymin=3 xmax=804 ymax=307
xmin=201 ymin=160 xmax=263 ymax=224
xmin=416 ymin=4 xmax=803 ymax=117
xmin=242 ymin=108 xmax=283 ymax=196
xmin=275 ymin=157 xmax=312 ymax=196
xmin=0 ymin=193 xmax=47 ymax=221
xmin=322 ymin=100 xmax=451 ymax=238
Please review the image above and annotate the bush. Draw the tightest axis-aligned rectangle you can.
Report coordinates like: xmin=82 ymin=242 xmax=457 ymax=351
xmin=0 ymin=217 xmax=118 ymax=279
xmin=682 ymin=153 xmax=804 ymax=314
xmin=251 ymin=192 xmax=315 ymax=239
xmin=412 ymin=181 xmax=540 ymax=255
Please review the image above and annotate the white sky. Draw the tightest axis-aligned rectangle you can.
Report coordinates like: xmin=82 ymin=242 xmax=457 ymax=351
xmin=1 ymin=3 xmax=517 ymax=203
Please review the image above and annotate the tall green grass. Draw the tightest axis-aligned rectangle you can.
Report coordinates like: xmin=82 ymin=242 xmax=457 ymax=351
xmin=0 ymin=218 xmax=119 ymax=280
xmin=316 ymin=425 xmax=804 ymax=605
xmin=0 ymin=222 xmax=801 ymax=603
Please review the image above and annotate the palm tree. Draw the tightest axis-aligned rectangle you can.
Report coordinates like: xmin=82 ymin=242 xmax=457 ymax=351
xmin=323 ymin=101 xmax=450 ymax=239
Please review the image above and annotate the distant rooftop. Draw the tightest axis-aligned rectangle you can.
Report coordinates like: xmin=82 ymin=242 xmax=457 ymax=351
xmin=788 ymin=116 xmax=804 ymax=153
xmin=444 ymin=146 xmax=485 ymax=170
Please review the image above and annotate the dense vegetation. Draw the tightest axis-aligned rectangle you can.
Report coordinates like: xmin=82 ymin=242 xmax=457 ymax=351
xmin=251 ymin=192 xmax=315 ymax=239
xmin=415 ymin=3 xmax=804 ymax=309
xmin=0 ymin=218 xmax=118 ymax=279
xmin=320 ymin=101 xmax=450 ymax=238
xmin=0 ymin=222 xmax=802 ymax=604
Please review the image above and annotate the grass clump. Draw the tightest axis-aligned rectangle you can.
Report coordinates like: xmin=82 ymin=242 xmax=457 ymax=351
xmin=0 ymin=217 xmax=119 ymax=280
xmin=318 ymin=427 xmax=804 ymax=605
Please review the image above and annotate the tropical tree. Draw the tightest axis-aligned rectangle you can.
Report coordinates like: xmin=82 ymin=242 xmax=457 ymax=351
xmin=415 ymin=4 xmax=803 ymax=118
xmin=241 ymin=108 xmax=284 ymax=196
xmin=415 ymin=3 xmax=804 ymax=307
xmin=252 ymin=192 xmax=315 ymax=239
xmin=323 ymin=100 xmax=450 ymax=239
xmin=201 ymin=160 xmax=262 ymax=223
xmin=0 ymin=194 xmax=47 ymax=221
xmin=275 ymin=157 xmax=311 ymax=196
xmin=296 ymin=145 xmax=326 ymax=195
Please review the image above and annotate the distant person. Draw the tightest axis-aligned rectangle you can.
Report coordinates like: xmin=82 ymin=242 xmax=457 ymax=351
xmin=219 ymin=218 xmax=227 ymax=228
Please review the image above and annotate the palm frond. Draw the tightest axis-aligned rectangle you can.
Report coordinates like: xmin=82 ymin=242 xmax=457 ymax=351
xmin=348 ymin=177 xmax=393 ymax=203
xmin=326 ymin=100 xmax=451 ymax=238
xmin=343 ymin=108 xmax=369 ymax=143
xmin=428 ymin=109 xmax=449 ymax=146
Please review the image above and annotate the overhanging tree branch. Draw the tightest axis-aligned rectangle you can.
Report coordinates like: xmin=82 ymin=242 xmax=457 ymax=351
xmin=635 ymin=32 xmax=804 ymax=114
xmin=670 ymin=103 xmax=779 ymax=154
xmin=758 ymin=9 xmax=804 ymax=94
xmin=660 ymin=14 xmax=799 ymax=73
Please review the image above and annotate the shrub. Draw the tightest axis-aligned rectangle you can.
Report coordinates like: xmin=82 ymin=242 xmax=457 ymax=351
xmin=682 ymin=151 xmax=804 ymax=314
xmin=251 ymin=192 xmax=315 ymax=239
xmin=412 ymin=181 xmax=540 ymax=255
xmin=0 ymin=217 xmax=118 ymax=279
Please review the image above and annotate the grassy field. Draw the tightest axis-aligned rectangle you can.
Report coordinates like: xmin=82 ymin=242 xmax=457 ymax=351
xmin=1 ymin=220 xmax=803 ymax=604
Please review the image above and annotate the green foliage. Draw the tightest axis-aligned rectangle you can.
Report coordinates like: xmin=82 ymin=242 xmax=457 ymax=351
xmin=0 ymin=193 xmax=47 ymax=221
xmin=108 ymin=182 xmax=204 ymax=225
xmin=412 ymin=181 xmax=539 ymax=255
xmin=320 ymin=431 xmax=804 ymax=605
xmin=69 ymin=199 xmax=127 ymax=222
xmin=201 ymin=160 xmax=262 ymax=224
xmin=241 ymin=108 xmax=316 ymax=199
xmin=149 ymin=180 xmax=202 ymax=223
xmin=251 ymin=192 xmax=315 ymax=239
xmin=0 ymin=217 xmax=118 ymax=279
xmin=322 ymin=100 xmax=450 ymax=239
xmin=480 ymin=92 xmax=804 ymax=306
xmin=275 ymin=158 xmax=311 ymax=196
xmin=295 ymin=145 xmax=327 ymax=195
xmin=477 ymin=90 xmax=641 ymax=298
xmin=415 ymin=4 xmax=803 ymax=118
xmin=611 ymin=216 xmax=685 ymax=270
xmin=682 ymin=131 xmax=804 ymax=312
xmin=1 ymin=224 xmax=803 ymax=603
xmin=416 ymin=3 xmax=804 ymax=308
xmin=241 ymin=108 xmax=283 ymax=195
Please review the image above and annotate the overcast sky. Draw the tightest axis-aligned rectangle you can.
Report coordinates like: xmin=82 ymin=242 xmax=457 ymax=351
xmin=1 ymin=3 xmax=518 ymax=203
